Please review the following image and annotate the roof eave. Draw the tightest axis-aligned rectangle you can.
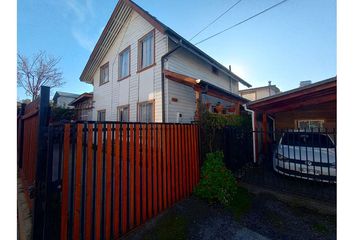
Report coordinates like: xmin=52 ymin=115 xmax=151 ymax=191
xmin=166 ymin=30 xmax=252 ymax=88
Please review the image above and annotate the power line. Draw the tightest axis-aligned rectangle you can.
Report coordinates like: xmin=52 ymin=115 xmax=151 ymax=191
xmin=194 ymin=0 xmax=290 ymax=45
xmin=189 ymin=0 xmax=243 ymax=42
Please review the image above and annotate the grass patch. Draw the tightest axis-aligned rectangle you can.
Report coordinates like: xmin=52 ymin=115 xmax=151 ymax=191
xmin=312 ymin=222 xmax=329 ymax=234
xmin=228 ymin=186 xmax=253 ymax=220
xmin=143 ymin=213 xmax=187 ymax=240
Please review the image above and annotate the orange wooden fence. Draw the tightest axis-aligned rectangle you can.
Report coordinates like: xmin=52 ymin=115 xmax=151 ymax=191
xmin=59 ymin=122 xmax=200 ymax=240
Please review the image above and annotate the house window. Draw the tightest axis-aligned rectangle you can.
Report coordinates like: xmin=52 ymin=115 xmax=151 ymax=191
xmin=138 ymin=31 xmax=154 ymax=70
xmin=100 ymin=62 xmax=109 ymax=85
xmin=297 ymin=120 xmax=324 ymax=131
xmin=138 ymin=101 xmax=154 ymax=122
xmin=117 ymin=105 xmax=129 ymax=122
xmin=118 ymin=47 xmax=130 ymax=80
xmin=97 ymin=110 xmax=106 ymax=121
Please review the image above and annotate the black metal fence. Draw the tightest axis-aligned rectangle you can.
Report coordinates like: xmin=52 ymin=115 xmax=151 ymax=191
xmin=202 ymin=127 xmax=337 ymax=203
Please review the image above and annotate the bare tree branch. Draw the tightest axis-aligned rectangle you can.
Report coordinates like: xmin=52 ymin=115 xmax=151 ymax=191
xmin=17 ymin=51 xmax=65 ymax=100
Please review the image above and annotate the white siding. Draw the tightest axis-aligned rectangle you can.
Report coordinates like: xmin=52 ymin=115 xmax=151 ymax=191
xmin=167 ymin=80 xmax=196 ymax=123
xmin=165 ymin=40 xmax=239 ymax=94
xmin=92 ymin=11 xmax=168 ymax=121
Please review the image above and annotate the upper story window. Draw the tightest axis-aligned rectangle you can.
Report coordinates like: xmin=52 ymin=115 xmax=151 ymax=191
xmin=138 ymin=30 xmax=154 ymax=71
xmin=138 ymin=101 xmax=154 ymax=123
xmin=118 ymin=47 xmax=130 ymax=80
xmin=100 ymin=62 xmax=109 ymax=85
xmin=97 ymin=110 xmax=106 ymax=121
xmin=117 ymin=105 xmax=129 ymax=122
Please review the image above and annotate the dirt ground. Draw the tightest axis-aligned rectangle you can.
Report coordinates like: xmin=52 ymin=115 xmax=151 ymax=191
xmin=122 ymin=187 xmax=336 ymax=240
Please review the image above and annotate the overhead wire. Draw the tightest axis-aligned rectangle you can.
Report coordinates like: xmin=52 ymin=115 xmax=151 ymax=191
xmin=194 ymin=0 xmax=290 ymax=45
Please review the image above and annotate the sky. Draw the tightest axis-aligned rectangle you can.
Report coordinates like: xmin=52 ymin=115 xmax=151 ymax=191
xmin=17 ymin=0 xmax=336 ymax=100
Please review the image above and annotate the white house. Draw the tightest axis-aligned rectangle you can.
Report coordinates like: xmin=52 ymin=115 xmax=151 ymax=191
xmin=80 ymin=0 xmax=252 ymax=123
xmin=240 ymin=83 xmax=280 ymax=101
xmin=52 ymin=91 xmax=80 ymax=109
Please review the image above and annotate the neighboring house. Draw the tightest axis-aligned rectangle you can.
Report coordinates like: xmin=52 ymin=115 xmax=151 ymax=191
xmin=79 ymin=0 xmax=251 ymax=123
xmin=69 ymin=93 xmax=94 ymax=121
xmin=240 ymin=82 xmax=280 ymax=101
xmin=53 ymin=91 xmax=80 ymax=109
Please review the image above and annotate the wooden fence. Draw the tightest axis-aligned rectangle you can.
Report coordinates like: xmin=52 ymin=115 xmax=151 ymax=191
xmin=17 ymin=86 xmax=201 ymax=240
xmin=17 ymin=97 xmax=41 ymax=208
xmin=56 ymin=122 xmax=200 ymax=240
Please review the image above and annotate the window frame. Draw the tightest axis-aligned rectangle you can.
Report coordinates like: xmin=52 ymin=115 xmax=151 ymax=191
xmin=97 ymin=109 xmax=106 ymax=121
xmin=118 ymin=46 xmax=131 ymax=81
xmin=296 ymin=119 xmax=325 ymax=130
xmin=99 ymin=62 xmax=109 ymax=86
xmin=117 ymin=104 xmax=130 ymax=122
xmin=137 ymin=30 xmax=156 ymax=72
xmin=137 ymin=100 xmax=155 ymax=123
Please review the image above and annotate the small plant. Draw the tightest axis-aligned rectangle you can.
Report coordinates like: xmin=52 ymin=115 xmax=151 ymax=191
xmin=194 ymin=151 xmax=237 ymax=206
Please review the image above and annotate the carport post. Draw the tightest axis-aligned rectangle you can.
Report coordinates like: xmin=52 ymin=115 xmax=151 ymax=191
xmin=262 ymin=112 xmax=268 ymax=157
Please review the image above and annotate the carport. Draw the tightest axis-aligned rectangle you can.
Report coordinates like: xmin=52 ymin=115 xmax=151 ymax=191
xmin=245 ymin=76 xmax=336 ymax=163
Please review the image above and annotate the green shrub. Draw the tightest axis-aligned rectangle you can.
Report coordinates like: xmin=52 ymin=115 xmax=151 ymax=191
xmin=194 ymin=151 xmax=237 ymax=206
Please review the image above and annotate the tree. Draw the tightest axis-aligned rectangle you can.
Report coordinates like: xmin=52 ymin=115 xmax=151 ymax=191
xmin=17 ymin=51 xmax=65 ymax=100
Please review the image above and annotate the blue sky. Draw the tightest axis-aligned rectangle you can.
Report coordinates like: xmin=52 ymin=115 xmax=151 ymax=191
xmin=17 ymin=0 xmax=336 ymax=100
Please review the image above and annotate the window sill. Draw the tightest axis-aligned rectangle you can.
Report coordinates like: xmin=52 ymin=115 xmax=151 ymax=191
xmin=99 ymin=81 xmax=109 ymax=86
xmin=118 ymin=74 xmax=131 ymax=81
xmin=137 ymin=63 xmax=156 ymax=73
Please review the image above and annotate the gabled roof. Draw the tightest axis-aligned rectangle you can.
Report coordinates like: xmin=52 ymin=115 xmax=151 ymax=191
xmin=69 ymin=92 xmax=93 ymax=106
xmin=80 ymin=0 xmax=251 ymax=88
xmin=53 ymin=91 xmax=80 ymax=101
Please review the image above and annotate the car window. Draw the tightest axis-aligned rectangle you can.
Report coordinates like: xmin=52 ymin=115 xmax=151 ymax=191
xmin=281 ymin=132 xmax=334 ymax=148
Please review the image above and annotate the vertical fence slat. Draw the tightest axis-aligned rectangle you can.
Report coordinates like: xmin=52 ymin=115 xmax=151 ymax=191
xmin=95 ymin=124 xmax=103 ymax=240
xmin=121 ymin=124 xmax=128 ymax=234
xmin=166 ymin=125 xmax=171 ymax=207
xmin=157 ymin=124 xmax=163 ymax=212
xmin=60 ymin=124 xmax=70 ymax=240
xmin=172 ymin=124 xmax=177 ymax=202
xmin=84 ymin=124 xmax=93 ymax=240
xmin=141 ymin=124 xmax=147 ymax=222
xmin=186 ymin=125 xmax=191 ymax=195
xmin=152 ymin=124 xmax=158 ymax=216
xmin=178 ymin=125 xmax=183 ymax=200
xmin=162 ymin=124 xmax=167 ymax=209
xmin=105 ymin=124 xmax=112 ymax=240
xmin=129 ymin=124 xmax=135 ymax=229
xmin=73 ymin=124 xmax=83 ymax=240
xmin=135 ymin=124 xmax=141 ymax=226
xmin=191 ymin=125 xmax=196 ymax=187
xmin=182 ymin=125 xmax=187 ymax=198
xmin=113 ymin=123 xmax=121 ymax=238
xmin=147 ymin=124 xmax=153 ymax=219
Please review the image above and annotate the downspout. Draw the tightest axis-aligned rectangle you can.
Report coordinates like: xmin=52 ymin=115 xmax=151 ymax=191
xmin=268 ymin=115 xmax=276 ymax=141
xmin=161 ymin=39 xmax=182 ymax=122
xmin=243 ymin=104 xmax=257 ymax=163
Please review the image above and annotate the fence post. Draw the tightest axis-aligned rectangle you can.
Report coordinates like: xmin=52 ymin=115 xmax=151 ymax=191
xmin=32 ymin=86 xmax=51 ymax=240
xmin=18 ymin=103 xmax=26 ymax=169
